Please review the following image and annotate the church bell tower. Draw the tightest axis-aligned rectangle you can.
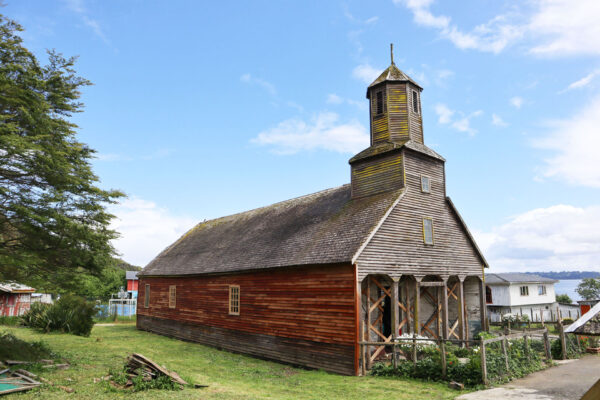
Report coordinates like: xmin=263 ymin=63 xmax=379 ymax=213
xmin=350 ymin=45 xmax=439 ymax=199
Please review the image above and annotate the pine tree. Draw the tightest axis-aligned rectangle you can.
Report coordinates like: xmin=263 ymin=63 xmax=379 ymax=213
xmin=0 ymin=14 xmax=124 ymax=290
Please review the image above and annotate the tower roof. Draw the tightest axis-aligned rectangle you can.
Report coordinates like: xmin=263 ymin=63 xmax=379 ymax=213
xmin=368 ymin=63 xmax=422 ymax=90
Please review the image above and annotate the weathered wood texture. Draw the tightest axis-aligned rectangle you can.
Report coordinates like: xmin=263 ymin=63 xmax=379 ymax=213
xmin=137 ymin=315 xmax=356 ymax=375
xmin=351 ymin=151 xmax=404 ymax=199
xmin=356 ymin=149 xmax=483 ymax=279
xmin=137 ymin=264 xmax=357 ymax=375
xmin=369 ymin=82 xmax=423 ymax=145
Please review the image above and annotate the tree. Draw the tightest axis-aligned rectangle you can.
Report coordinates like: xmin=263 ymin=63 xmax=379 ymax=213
xmin=556 ymin=293 xmax=573 ymax=304
xmin=0 ymin=14 xmax=123 ymax=290
xmin=576 ymin=278 xmax=600 ymax=301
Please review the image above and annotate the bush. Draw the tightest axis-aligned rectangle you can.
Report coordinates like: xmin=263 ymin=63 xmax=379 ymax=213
xmin=551 ymin=336 xmax=582 ymax=359
xmin=0 ymin=332 xmax=56 ymax=362
xmin=21 ymin=295 xmax=96 ymax=336
xmin=0 ymin=316 xmax=20 ymax=326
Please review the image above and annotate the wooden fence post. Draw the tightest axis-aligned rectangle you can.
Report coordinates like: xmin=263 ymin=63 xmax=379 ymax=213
xmin=412 ymin=333 xmax=417 ymax=367
xmin=480 ymin=337 xmax=488 ymax=385
xmin=524 ymin=334 xmax=530 ymax=362
xmin=558 ymin=321 xmax=567 ymax=360
xmin=440 ymin=339 xmax=447 ymax=379
xmin=501 ymin=337 xmax=509 ymax=373
xmin=543 ymin=328 xmax=551 ymax=360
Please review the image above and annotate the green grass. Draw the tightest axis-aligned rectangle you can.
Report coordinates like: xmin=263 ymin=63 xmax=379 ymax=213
xmin=0 ymin=324 xmax=465 ymax=399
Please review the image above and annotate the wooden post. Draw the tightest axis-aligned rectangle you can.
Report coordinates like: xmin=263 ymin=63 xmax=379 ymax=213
xmin=479 ymin=278 xmax=487 ymax=332
xmin=543 ymin=328 xmax=551 ymax=360
xmin=524 ymin=334 xmax=530 ymax=362
xmin=366 ymin=277 xmax=372 ymax=370
xmin=442 ymin=278 xmax=449 ymax=340
xmin=541 ymin=309 xmax=545 ymax=328
xmin=440 ymin=339 xmax=447 ymax=379
xmin=414 ymin=279 xmax=421 ymax=336
xmin=558 ymin=321 xmax=567 ymax=360
xmin=530 ymin=308 xmax=534 ymax=324
xmin=412 ymin=333 xmax=417 ymax=367
xmin=406 ymin=279 xmax=412 ymax=334
xmin=458 ymin=278 xmax=466 ymax=344
xmin=501 ymin=337 xmax=509 ymax=373
xmin=391 ymin=279 xmax=399 ymax=369
xmin=359 ymin=281 xmax=366 ymax=376
xmin=437 ymin=285 xmax=442 ymax=339
xmin=480 ymin=337 xmax=488 ymax=385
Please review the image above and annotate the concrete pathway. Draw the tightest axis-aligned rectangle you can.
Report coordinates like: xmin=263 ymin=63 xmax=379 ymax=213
xmin=457 ymin=355 xmax=600 ymax=400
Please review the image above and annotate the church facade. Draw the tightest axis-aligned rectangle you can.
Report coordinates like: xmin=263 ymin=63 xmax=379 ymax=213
xmin=137 ymin=53 xmax=488 ymax=376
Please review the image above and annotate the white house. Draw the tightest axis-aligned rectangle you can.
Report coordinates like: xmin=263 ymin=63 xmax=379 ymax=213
xmin=485 ymin=273 xmax=578 ymax=322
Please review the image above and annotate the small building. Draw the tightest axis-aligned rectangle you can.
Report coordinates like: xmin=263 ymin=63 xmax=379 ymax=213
xmin=137 ymin=50 xmax=488 ymax=375
xmin=0 ymin=282 xmax=35 ymax=317
xmin=566 ymin=301 xmax=600 ymax=336
xmin=126 ymin=271 xmax=139 ymax=299
xmin=485 ymin=273 xmax=577 ymax=322
xmin=578 ymin=299 xmax=600 ymax=316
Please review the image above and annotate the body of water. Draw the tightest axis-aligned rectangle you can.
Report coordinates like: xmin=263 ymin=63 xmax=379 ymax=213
xmin=554 ymin=279 xmax=582 ymax=302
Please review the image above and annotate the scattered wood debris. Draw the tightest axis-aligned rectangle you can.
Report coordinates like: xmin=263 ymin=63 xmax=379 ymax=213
xmin=0 ymin=368 xmax=42 ymax=395
xmin=448 ymin=381 xmax=465 ymax=390
xmin=126 ymin=353 xmax=188 ymax=386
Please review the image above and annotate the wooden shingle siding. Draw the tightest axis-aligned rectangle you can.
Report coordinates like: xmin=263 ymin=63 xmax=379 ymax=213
xmin=137 ymin=315 xmax=356 ymax=375
xmin=407 ymin=85 xmax=424 ymax=144
xmin=387 ymin=84 xmax=410 ymax=143
xmin=137 ymin=264 xmax=357 ymax=374
xmin=356 ymin=149 xmax=483 ymax=280
xmin=351 ymin=152 xmax=404 ymax=199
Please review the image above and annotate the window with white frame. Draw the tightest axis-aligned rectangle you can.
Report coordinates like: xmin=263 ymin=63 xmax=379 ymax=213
xmin=538 ymin=285 xmax=547 ymax=295
xmin=421 ymin=175 xmax=430 ymax=193
xmin=229 ymin=285 xmax=240 ymax=315
xmin=520 ymin=286 xmax=529 ymax=296
xmin=423 ymin=218 xmax=434 ymax=245
xmin=144 ymin=284 xmax=150 ymax=308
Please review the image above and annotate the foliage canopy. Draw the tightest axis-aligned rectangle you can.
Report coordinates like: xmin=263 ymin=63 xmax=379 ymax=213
xmin=576 ymin=278 xmax=600 ymax=301
xmin=0 ymin=14 xmax=123 ymax=289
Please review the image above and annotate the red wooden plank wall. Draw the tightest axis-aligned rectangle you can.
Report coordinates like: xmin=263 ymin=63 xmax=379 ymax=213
xmin=137 ymin=263 xmax=357 ymax=346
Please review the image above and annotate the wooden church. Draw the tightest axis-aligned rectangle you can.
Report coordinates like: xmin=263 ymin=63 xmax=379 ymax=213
xmin=137 ymin=49 xmax=488 ymax=376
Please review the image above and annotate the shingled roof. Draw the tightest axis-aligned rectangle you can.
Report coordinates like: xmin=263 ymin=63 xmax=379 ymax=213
xmin=141 ymin=185 xmax=402 ymax=277
xmin=368 ymin=63 xmax=422 ymax=90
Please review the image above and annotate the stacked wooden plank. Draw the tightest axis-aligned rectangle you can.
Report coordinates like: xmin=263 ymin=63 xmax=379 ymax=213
xmin=126 ymin=353 xmax=187 ymax=386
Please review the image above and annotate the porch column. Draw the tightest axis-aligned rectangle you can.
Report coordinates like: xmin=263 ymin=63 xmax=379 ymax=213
xmin=479 ymin=277 xmax=487 ymax=332
xmin=391 ymin=278 xmax=400 ymax=340
xmin=442 ymin=277 xmax=449 ymax=340
xmin=358 ymin=278 xmax=365 ymax=376
xmin=458 ymin=277 xmax=466 ymax=342
xmin=366 ymin=276 xmax=372 ymax=368
xmin=414 ymin=276 xmax=423 ymax=335
xmin=405 ymin=278 xmax=412 ymax=334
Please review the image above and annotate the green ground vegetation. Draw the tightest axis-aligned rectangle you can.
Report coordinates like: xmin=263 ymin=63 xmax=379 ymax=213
xmin=1 ymin=324 xmax=463 ymax=400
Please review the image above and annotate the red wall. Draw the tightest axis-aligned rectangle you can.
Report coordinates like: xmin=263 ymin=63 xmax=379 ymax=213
xmin=127 ymin=280 xmax=138 ymax=291
xmin=137 ymin=264 xmax=357 ymax=346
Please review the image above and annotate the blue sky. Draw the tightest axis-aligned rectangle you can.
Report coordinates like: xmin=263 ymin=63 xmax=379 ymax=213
xmin=7 ymin=0 xmax=600 ymax=272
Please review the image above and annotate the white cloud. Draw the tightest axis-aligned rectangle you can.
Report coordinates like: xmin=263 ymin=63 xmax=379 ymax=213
xmin=396 ymin=0 xmax=600 ymax=57
xmin=528 ymin=0 xmax=600 ymax=57
xmin=395 ymin=0 xmax=523 ymax=54
xmin=510 ymin=96 xmax=524 ymax=108
xmin=240 ymin=73 xmax=277 ymax=96
xmin=492 ymin=113 xmax=508 ymax=127
xmin=435 ymin=103 xmax=454 ymax=124
xmin=63 ymin=0 xmax=109 ymax=44
xmin=352 ymin=64 xmax=381 ymax=84
xmin=109 ymin=198 xmax=197 ymax=266
xmin=326 ymin=93 xmax=367 ymax=109
xmin=533 ymin=95 xmax=600 ymax=188
xmin=251 ymin=112 xmax=369 ymax=154
xmin=475 ymin=205 xmax=600 ymax=272
xmin=435 ymin=103 xmax=482 ymax=135
xmin=452 ymin=110 xmax=483 ymax=135
xmin=562 ymin=70 xmax=600 ymax=92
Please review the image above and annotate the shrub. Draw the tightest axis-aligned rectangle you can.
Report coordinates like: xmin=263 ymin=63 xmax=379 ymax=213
xmin=21 ymin=295 xmax=96 ymax=336
xmin=0 ymin=332 xmax=56 ymax=362
xmin=0 ymin=316 xmax=20 ymax=326
xmin=551 ymin=336 xmax=582 ymax=359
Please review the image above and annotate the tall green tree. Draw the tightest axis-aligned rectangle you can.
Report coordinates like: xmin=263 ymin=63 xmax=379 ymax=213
xmin=576 ymin=278 xmax=600 ymax=301
xmin=0 ymin=14 xmax=123 ymax=290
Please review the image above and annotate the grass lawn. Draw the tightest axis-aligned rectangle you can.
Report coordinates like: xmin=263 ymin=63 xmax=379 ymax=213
xmin=1 ymin=324 xmax=466 ymax=399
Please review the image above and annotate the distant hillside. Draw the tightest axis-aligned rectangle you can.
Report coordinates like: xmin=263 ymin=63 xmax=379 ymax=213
xmin=525 ymin=271 xmax=600 ymax=280
xmin=114 ymin=259 xmax=142 ymax=271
